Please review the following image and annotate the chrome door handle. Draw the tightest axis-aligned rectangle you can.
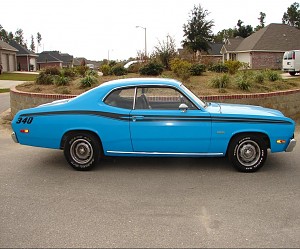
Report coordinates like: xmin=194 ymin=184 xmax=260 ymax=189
xmin=131 ymin=116 xmax=144 ymax=122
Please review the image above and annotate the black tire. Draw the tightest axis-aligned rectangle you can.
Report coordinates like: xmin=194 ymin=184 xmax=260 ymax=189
xmin=64 ymin=132 xmax=100 ymax=171
xmin=228 ymin=134 xmax=267 ymax=172
xmin=289 ymin=72 xmax=296 ymax=76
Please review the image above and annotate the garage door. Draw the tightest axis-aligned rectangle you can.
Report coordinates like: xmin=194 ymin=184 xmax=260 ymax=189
xmin=9 ymin=54 xmax=15 ymax=71
xmin=1 ymin=54 xmax=8 ymax=72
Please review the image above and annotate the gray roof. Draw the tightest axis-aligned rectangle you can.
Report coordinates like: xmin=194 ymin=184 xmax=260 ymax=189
xmin=207 ymin=42 xmax=224 ymax=55
xmin=37 ymin=51 xmax=73 ymax=63
xmin=236 ymin=23 xmax=300 ymax=52
xmin=0 ymin=40 xmax=18 ymax=52
xmin=223 ymin=37 xmax=244 ymax=52
xmin=9 ymin=40 xmax=37 ymax=56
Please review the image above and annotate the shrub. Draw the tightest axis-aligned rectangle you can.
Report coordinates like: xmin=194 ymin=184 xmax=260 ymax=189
xmin=211 ymin=74 xmax=230 ymax=89
xmin=54 ymin=75 xmax=70 ymax=86
xmin=170 ymin=58 xmax=192 ymax=80
xmin=100 ymin=64 xmax=111 ymax=76
xmin=209 ymin=63 xmax=228 ymax=73
xmin=35 ymin=72 xmax=55 ymax=85
xmin=80 ymin=75 xmax=98 ymax=88
xmin=44 ymin=67 xmax=61 ymax=76
xmin=62 ymin=68 xmax=76 ymax=78
xmin=86 ymin=69 xmax=99 ymax=77
xmin=111 ymin=64 xmax=127 ymax=76
xmin=76 ymin=65 xmax=88 ymax=77
xmin=235 ymin=72 xmax=251 ymax=90
xmin=190 ymin=64 xmax=206 ymax=76
xmin=139 ymin=61 xmax=164 ymax=76
xmin=265 ymin=70 xmax=281 ymax=82
xmin=253 ymin=71 xmax=265 ymax=83
xmin=127 ymin=63 xmax=142 ymax=74
xmin=224 ymin=60 xmax=242 ymax=74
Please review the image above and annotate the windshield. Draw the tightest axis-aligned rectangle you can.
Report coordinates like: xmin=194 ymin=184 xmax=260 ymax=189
xmin=180 ymin=84 xmax=206 ymax=108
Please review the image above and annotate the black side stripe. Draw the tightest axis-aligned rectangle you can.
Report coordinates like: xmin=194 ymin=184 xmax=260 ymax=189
xmin=20 ymin=110 xmax=293 ymax=124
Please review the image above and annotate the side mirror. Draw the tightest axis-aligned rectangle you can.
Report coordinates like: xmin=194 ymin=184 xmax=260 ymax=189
xmin=179 ymin=103 xmax=188 ymax=112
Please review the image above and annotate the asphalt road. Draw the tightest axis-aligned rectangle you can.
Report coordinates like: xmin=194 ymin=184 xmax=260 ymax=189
xmin=0 ymin=127 xmax=299 ymax=248
xmin=0 ymin=93 xmax=10 ymax=113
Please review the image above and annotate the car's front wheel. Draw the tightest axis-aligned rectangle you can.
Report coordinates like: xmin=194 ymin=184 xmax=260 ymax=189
xmin=64 ymin=132 xmax=101 ymax=171
xmin=228 ymin=134 xmax=267 ymax=172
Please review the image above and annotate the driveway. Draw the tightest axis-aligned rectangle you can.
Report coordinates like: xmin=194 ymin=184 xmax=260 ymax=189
xmin=0 ymin=80 xmax=26 ymax=89
xmin=0 ymin=92 xmax=10 ymax=113
xmin=0 ymin=128 xmax=299 ymax=248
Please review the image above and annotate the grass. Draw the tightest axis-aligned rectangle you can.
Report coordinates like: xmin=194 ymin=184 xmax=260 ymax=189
xmin=0 ymin=73 xmax=38 ymax=81
xmin=0 ymin=88 xmax=10 ymax=93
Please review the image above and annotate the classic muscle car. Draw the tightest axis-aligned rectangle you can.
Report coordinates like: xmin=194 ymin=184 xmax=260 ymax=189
xmin=11 ymin=78 xmax=296 ymax=172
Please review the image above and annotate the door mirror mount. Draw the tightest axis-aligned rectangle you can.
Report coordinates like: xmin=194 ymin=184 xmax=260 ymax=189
xmin=179 ymin=103 xmax=188 ymax=113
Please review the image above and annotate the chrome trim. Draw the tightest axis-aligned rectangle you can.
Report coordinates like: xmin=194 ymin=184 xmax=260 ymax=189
xmin=107 ymin=150 xmax=224 ymax=156
xmin=285 ymin=138 xmax=296 ymax=152
xmin=11 ymin=132 xmax=19 ymax=143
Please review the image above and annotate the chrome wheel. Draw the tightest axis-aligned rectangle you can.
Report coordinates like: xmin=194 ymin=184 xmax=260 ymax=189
xmin=64 ymin=133 xmax=101 ymax=171
xmin=70 ymin=138 xmax=94 ymax=165
xmin=228 ymin=134 xmax=268 ymax=172
xmin=236 ymin=140 xmax=261 ymax=167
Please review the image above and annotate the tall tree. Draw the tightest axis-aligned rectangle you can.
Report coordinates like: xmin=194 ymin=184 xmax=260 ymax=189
xmin=255 ymin=12 xmax=266 ymax=31
xmin=234 ymin=19 xmax=254 ymax=38
xmin=282 ymin=2 xmax=300 ymax=28
xmin=0 ymin=24 xmax=9 ymax=42
xmin=214 ymin=28 xmax=235 ymax=42
xmin=30 ymin=35 xmax=35 ymax=52
xmin=153 ymin=35 xmax=177 ymax=70
xmin=14 ymin=28 xmax=25 ymax=46
xmin=182 ymin=4 xmax=214 ymax=58
xmin=36 ymin=32 xmax=42 ymax=52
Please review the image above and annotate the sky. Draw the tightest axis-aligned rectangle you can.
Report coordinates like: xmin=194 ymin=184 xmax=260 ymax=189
xmin=1 ymin=0 xmax=297 ymax=61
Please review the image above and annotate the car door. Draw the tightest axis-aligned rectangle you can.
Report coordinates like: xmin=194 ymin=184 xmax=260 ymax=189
xmin=129 ymin=86 xmax=212 ymax=154
xmin=102 ymin=87 xmax=135 ymax=153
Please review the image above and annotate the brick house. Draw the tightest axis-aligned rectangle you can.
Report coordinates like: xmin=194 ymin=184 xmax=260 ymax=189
xmin=0 ymin=40 xmax=18 ymax=72
xmin=178 ymin=42 xmax=224 ymax=63
xmin=37 ymin=51 xmax=73 ymax=70
xmin=9 ymin=40 xmax=38 ymax=71
xmin=221 ymin=23 xmax=300 ymax=69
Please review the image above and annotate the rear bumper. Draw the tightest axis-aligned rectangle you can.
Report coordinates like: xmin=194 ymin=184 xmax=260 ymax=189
xmin=286 ymin=138 xmax=296 ymax=152
xmin=11 ymin=132 xmax=19 ymax=143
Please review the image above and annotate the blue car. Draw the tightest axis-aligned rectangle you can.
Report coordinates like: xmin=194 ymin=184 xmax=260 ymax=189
xmin=11 ymin=78 xmax=296 ymax=172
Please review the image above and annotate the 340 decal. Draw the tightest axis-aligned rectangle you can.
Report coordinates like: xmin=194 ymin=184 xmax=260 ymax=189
xmin=16 ymin=117 xmax=34 ymax=124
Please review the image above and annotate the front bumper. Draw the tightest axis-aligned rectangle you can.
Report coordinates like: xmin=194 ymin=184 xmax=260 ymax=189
xmin=285 ymin=138 xmax=296 ymax=152
xmin=11 ymin=132 xmax=19 ymax=143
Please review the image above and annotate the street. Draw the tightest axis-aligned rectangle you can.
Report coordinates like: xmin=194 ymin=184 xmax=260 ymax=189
xmin=0 ymin=127 xmax=299 ymax=248
xmin=0 ymin=93 xmax=10 ymax=114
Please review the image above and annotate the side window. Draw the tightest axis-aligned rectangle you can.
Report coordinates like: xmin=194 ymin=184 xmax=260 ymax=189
xmin=135 ymin=87 xmax=196 ymax=110
xmin=104 ymin=88 xmax=135 ymax=109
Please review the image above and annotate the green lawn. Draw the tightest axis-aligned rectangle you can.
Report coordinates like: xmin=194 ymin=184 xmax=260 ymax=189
xmin=0 ymin=88 xmax=10 ymax=93
xmin=0 ymin=73 xmax=37 ymax=81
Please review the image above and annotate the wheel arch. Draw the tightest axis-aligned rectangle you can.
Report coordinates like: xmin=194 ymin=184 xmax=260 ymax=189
xmin=60 ymin=129 xmax=103 ymax=153
xmin=226 ymin=131 xmax=270 ymax=155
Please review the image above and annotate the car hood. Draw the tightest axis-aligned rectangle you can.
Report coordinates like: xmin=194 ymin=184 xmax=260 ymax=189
xmin=206 ymin=102 xmax=284 ymax=118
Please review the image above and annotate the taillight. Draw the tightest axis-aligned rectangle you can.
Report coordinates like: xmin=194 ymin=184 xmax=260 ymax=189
xmin=292 ymin=52 xmax=295 ymax=60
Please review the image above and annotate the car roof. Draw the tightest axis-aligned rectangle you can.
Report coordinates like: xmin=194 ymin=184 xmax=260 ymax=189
xmin=100 ymin=78 xmax=182 ymax=89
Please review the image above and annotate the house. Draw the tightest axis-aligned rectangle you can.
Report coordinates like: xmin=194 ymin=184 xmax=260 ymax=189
xmin=0 ymin=40 xmax=18 ymax=72
xmin=9 ymin=40 xmax=38 ymax=71
xmin=37 ymin=51 xmax=73 ymax=70
xmin=178 ymin=42 xmax=224 ymax=63
xmin=221 ymin=23 xmax=300 ymax=69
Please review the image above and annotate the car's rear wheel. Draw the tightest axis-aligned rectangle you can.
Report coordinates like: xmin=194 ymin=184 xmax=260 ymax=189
xmin=228 ymin=134 xmax=267 ymax=172
xmin=64 ymin=132 xmax=100 ymax=171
